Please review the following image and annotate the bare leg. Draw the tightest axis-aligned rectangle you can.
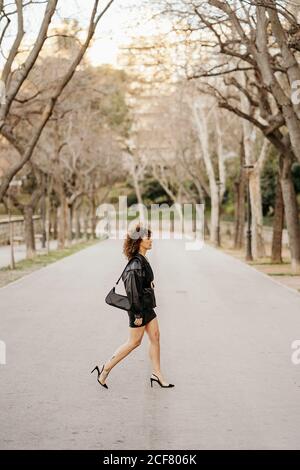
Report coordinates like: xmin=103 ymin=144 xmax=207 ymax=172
xmin=99 ymin=324 xmax=146 ymax=385
xmin=145 ymin=317 xmax=170 ymax=386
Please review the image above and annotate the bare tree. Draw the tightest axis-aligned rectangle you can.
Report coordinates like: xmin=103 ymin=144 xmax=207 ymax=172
xmin=0 ymin=0 xmax=115 ymax=200
xmin=147 ymin=0 xmax=300 ymax=270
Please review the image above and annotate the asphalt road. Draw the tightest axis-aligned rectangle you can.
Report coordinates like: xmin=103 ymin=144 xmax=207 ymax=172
xmin=1 ymin=237 xmax=300 ymax=449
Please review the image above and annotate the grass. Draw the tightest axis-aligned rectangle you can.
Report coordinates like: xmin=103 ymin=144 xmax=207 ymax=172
xmin=269 ymin=273 xmax=300 ymax=277
xmin=0 ymin=237 xmax=106 ymax=288
xmin=248 ymin=261 xmax=290 ymax=266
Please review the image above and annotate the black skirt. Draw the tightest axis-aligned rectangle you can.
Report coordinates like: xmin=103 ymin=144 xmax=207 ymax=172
xmin=128 ymin=307 xmax=157 ymax=328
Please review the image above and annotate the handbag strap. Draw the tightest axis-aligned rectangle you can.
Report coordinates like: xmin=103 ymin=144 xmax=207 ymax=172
xmin=115 ymin=254 xmax=142 ymax=285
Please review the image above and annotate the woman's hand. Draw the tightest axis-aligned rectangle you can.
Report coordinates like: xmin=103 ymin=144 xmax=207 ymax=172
xmin=134 ymin=316 xmax=143 ymax=326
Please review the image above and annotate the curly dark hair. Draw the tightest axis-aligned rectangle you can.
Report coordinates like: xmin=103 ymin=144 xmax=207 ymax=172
xmin=123 ymin=223 xmax=152 ymax=260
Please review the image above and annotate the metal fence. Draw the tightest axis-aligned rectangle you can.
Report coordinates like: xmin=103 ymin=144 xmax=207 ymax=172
xmin=0 ymin=216 xmax=42 ymax=245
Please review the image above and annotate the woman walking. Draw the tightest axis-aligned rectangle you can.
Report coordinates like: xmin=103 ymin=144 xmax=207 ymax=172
xmin=91 ymin=224 xmax=174 ymax=389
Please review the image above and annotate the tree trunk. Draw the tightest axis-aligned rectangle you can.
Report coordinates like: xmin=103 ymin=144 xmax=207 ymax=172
xmin=84 ymin=204 xmax=91 ymax=240
xmin=210 ymin=190 xmax=220 ymax=246
xmin=132 ymin=169 xmax=143 ymax=205
xmin=240 ymin=73 xmax=266 ymax=258
xmin=8 ymin=208 xmax=15 ymax=269
xmin=67 ymin=203 xmax=73 ymax=245
xmin=46 ymin=198 xmax=51 ymax=254
xmin=24 ymin=205 xmax=36 ymax=259
xmin=271 ymin=176 xmax=284 ymax=264
xmin=91 ymin=197 xmax=97 ymax=239
xmin=58 ymin=188 xmax=67 ymax=249
xmin=52 ymin=206 xmax=58 ymax=240
xmin=192 ymin=101 xmax=220 ymax=246
xmin=249 ymin=169 xmax=266 ymax=258
xmin=75 ymin=200 xmax=82 ymax=240
xmin=242 ymin=124 xmax=266 ymax=258
xmin=234 ymin=139 xmax=246 ymax=249
xmin=234 ymin=181 xmax=245 ymax=249
xmin=40 ymin=192 xmax=47 ymax=249
xmin=279 ymin=153 xmax=300 ymax=273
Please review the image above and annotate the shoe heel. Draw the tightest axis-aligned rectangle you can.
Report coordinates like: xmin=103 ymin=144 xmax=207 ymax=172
xmin=150 ymin=373 xmax=174 ymax=388
xmin=92 ymin=364 xmax=109 ymax=389
xmin=150 ymin=377 xmax=158 ymax=387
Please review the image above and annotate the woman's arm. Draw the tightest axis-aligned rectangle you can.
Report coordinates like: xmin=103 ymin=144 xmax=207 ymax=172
xmin=124 ymin=267 xmax=144 ymax=320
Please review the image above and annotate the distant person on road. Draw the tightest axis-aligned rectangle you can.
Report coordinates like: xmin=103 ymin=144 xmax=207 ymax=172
xmin=91 ymin=223 xmax=174 ymax=389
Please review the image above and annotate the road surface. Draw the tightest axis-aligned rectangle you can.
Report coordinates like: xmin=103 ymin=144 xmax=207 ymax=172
xmin=1 ymin=237 xmax=300 ymax=449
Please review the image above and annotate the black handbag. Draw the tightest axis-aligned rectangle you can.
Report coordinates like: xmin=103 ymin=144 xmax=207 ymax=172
xmin=105 ymin=256 xmax=140 ymax=311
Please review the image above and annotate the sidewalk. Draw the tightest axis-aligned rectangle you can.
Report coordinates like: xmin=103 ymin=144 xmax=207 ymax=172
xmin=0 ymin=240 xmax=58 ymax=269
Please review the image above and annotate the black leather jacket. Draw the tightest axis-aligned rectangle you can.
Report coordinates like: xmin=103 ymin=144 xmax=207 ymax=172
xmin=121 ymin=253 xmax=155 ymax=319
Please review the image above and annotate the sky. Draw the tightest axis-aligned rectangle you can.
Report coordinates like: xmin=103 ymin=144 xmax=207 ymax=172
xmin=0 ymin=0 xmax=169 ymax=69
xmin=53 ymin=0 xmax=141 ymax=66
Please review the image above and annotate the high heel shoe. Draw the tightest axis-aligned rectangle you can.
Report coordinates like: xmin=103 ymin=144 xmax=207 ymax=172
xmin=91 ymin=364 xmax=108 ymax=389
xmin=150 ymin=373 xmax=174 ymax=388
